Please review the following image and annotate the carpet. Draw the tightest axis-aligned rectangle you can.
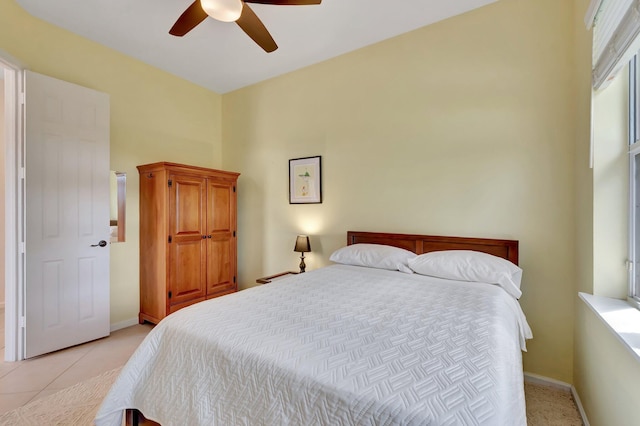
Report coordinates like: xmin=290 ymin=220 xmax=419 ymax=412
xmin=0 ymin=368 xmax=121 ymax=426
xmin=0 ymin=370 xmax=583 ymax=425
xmin=525 ymin=382 xmax=584 ymax=426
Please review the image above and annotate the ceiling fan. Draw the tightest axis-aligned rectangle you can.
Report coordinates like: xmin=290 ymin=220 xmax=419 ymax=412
xmin=169 ymin=0 xmax=322 ymax=53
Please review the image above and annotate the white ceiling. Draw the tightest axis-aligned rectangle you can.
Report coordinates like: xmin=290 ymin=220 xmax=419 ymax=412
xmin=16 ymin=0 xmax=496 ymax=94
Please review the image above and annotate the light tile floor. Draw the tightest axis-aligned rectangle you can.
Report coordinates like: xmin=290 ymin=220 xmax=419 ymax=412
xmin=0 ymin=310 xmax=152 ymax=415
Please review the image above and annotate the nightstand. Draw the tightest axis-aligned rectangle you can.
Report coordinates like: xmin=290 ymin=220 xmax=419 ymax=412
xmin=256 ymin=271 xmax=299 ymax=284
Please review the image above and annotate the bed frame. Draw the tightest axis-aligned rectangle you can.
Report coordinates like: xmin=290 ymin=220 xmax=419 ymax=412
xmin=124 ymin=231 xmax=519 ymax=425
xmin=347 ymin=231 xmax=519 ymax=265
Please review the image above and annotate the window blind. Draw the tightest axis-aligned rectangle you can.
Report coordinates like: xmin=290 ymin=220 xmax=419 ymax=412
xmin=589 ymin=0 xmax=640 ymax=89
xmin=585 ymin=0 xmax=604 ymax=30
xmin=591 ymin=0 xmax=632 ymax=63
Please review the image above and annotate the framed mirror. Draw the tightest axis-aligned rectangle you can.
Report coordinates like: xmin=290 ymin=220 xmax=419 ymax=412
xmin=110 ymin=171 xmax=126 ymax=242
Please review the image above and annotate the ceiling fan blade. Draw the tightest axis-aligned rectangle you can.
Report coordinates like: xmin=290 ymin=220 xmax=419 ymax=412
xmin=236 ymin=3 xmax=278 ymax=53
xmin=169 ymin=1 xmax=209 ymax=36
xmin=244 ymin=0 xmax=321 ymax=4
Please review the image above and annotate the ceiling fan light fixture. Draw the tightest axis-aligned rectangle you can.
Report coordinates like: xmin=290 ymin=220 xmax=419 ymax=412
xmin=201 ymin=0 xmax=243 ymax=22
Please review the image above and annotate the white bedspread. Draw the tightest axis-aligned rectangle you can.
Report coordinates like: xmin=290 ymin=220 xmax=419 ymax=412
xmin=95 ymin=265 xmax=532 ymax=426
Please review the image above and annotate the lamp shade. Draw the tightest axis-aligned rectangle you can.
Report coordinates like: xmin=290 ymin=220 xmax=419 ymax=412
xmin=294 ymin=235 xmax=311 ymax=253
xmin=200 ymin=0 xmax=243 ymax=22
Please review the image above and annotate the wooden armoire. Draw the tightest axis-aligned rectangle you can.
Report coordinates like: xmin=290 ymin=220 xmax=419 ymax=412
xmin=137 ymin=162 xmax=240 ymax=324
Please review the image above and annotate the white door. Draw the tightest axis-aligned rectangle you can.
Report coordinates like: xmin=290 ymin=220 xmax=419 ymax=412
xmin=24 ymin=71 xmax=110 ymax=358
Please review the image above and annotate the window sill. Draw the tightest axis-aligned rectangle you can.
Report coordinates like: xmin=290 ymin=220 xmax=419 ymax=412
xmin=579 ymin=292 xmax=640 ymax=363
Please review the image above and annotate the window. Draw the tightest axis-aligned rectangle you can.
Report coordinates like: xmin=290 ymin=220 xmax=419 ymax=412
xmin=629 ymin=55 xmax=640 ymax=307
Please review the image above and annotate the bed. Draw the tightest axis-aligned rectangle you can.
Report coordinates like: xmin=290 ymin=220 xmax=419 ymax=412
xmin=95 ymin=231 xmax=532 ymax=426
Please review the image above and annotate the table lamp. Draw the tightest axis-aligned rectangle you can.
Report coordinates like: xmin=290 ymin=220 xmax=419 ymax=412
xmin=294 ymin=235 xmax=311 ymax=273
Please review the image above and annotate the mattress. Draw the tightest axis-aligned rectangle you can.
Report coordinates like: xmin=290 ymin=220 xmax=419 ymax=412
xmin=95 ymin=264 xmax=532 ymax=426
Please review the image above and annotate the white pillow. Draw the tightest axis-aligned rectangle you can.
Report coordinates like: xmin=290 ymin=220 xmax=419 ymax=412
xmin=407 ymin=250 xmax=523 ymax=299
xmin=329 ymin=244 xmax=416 ymax=273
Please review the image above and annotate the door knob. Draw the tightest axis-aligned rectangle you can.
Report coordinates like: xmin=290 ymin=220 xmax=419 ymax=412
xmin=91 ymin=240 xmax=107 ymax=247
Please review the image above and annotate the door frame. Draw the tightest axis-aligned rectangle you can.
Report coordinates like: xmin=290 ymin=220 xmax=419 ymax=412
xmin=1 ymin=50 xmax=25 ymax=362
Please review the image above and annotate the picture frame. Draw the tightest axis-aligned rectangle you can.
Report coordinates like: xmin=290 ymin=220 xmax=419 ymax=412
xmin=289 ymin=156 xmax=322 ymax=204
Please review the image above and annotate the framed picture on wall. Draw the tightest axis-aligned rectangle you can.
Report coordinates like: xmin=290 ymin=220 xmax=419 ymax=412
xmin=289 ymin=156 xmax=322 ymax=204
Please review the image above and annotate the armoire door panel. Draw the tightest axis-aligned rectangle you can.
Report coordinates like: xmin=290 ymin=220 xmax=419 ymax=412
xmin=207 ymin=183 xmax=232 ymax=232
xmin=170 ymin=175 xmax=206 ymax=237
xmin=169 ymin=239 xmax=206 ymax=304
xmin=207 ymin=237 xmax=231 ymax=294
xmin=169 ymin=296 xmax=206 ymax=314
xmin=206 ymin=284 xmax=236 ymax=298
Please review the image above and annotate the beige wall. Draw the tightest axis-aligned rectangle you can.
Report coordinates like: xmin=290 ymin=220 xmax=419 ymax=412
xmin=223 ymin=0 xmax=576 ymax=382
xmin=0 ymin=0 xmax=223 ymax=325
xmin=0 ymin=77 xmax=4 ymax=307
xmin=572 ymin=0 xmax=640 ymax=423
xmin=574 ymin=302 xmax=640 ymax=426
xmin=574 ymin=66 xmax=640 ymax=426
xmin=574 ymin=0 xmax=594 ymax=298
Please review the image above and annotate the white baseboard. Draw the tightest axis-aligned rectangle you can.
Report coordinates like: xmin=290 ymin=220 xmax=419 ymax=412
xmin=110 ymin=317 xmax=139 ymax=332
xmin=524 ymin=372 xmax=571 ymax=390
xmin=570 ymin=385 xmax=590 ymax=426
xmin=524 ymin=372 xmax=590 ymax=426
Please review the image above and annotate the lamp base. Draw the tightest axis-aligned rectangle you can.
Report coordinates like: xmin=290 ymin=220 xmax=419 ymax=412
xmin=299 ymin=254 xmax=306 ymax=273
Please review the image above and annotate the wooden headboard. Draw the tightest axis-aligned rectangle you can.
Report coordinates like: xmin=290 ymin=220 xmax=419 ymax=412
xmin=347 ymin=231 xmax=519 ymax=266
